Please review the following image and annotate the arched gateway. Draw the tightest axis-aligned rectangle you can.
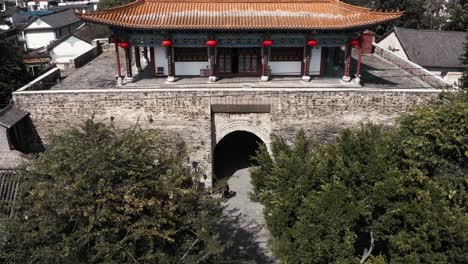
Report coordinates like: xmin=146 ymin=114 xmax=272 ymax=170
xmin=213 ymin=131 xmax=265 ymax=180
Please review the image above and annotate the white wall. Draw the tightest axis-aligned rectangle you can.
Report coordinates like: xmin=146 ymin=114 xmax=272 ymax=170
xmin=269 ymin=47 xmax=322 ymax=76
xmin=430 ymin=70 xmax=463 ymax=86
xmin=39 ymin=1 xmax=48 ymax=10
xmin=309 ymin=46 xmax=322 ymax=75
xmin=25 ymin=31 xmax=56 ymax=49
xmin=377 ymin=32 xmax=408 ymax=60
xmin=50 ymin=36 xmax=94 ymax=62
xmin=175 ymin=61 xmax=209 ymax=76
xmin=270 ymin=61 xmax=301 ymax=75
xmin=154 ymin=47 xmax=168 ymax=76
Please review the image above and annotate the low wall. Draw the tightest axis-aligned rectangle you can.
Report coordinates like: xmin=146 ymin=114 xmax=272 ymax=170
xmin=73 ymin=46 xmax=99 ymax=68
xmin=373 ymin=43 xmax=451 ymax=89
xmin=16 ymin=67 xmax=61 ymax=91
xmin=13 ymin=87 xmax=442 ymax=186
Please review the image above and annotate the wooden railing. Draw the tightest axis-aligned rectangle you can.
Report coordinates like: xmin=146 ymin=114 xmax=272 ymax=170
xmin=0 ymin=170 xmax=22 ymax=218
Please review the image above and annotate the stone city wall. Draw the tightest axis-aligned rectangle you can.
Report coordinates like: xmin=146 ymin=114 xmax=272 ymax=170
xmin=13 ymin=88 xmax=441 ymax=186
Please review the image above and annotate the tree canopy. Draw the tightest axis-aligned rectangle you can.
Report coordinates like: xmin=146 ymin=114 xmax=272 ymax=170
xmin=342 ymin=0 xmax=468 ymax=33
xmin=251 ymin=91 xmax=468 ymax=263
xmin=462 ymin=36 xmax=468 ymax=88
xmin=0 ymin=121 xmax=224 ymax=263
xmin=98 ymin=0 xmax=133 ymax=10
xmin=0 ymin=33 xmax=30 ymax=108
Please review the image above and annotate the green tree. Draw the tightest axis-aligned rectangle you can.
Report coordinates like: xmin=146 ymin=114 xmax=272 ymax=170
xmin=1 ymin=120 xmax=224 ymax=263
xmin=461 ymin=36 xmax=468 ymax=88
xmin=0 ymin=33 xmax=30 ymax=108
xmin=98 ymin=0 xmax=133 ymax=10
xmin=444 ymin=0 xmax=468 ymax=31
xmin=251 ymin=91 xmax=468 ymax=263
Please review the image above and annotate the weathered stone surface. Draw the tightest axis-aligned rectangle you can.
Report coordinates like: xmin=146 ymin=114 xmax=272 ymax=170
xmin=13 ymin=88 xmax=441 ymax=186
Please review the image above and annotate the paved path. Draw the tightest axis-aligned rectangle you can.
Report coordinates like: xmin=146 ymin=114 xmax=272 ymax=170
xmin=218 ymin=168 xmax=276 ymax=263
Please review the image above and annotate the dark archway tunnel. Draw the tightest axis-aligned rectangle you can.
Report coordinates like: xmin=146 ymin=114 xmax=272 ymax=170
xmin=213 ymin=131 xmax=264 ymax=180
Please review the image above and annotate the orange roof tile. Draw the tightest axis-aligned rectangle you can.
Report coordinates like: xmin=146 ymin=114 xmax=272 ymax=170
xmin=79 ymin=0 xmax=402 ymax=30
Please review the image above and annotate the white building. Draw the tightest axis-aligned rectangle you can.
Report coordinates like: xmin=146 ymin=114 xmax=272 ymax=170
xmin=377 ymin=27 xmax=467 ymax=87
xmin=22 ymin=8 xmax=82 ymax=50
xmin=48 ymin=23 xmax=110 ymax=70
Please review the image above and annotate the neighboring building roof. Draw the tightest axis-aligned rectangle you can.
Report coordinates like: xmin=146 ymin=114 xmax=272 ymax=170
xmin=79 ymin=0 xmax=402 ymax=30
xmin=72 ymin=23 xmax=111 ymax=43
xmin=0 ymin=4 xmax=26 ymax=18
xmin=0 ymin=105 xmax=28 ymax=129
xmin=389 ymin=27 xmax=468 ymax=68
xmin=47 ymin=23 xmax=111 ymax=50
xmin=25 ymin=8 xmax=80 ymax=30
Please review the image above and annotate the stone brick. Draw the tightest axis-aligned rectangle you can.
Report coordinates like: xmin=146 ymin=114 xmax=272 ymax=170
xmin=13 ymin=88 xmax=441 ymax=187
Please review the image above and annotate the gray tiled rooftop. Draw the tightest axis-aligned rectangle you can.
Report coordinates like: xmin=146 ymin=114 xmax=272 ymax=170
xmin=51 ymin=49 xmax=432 ymax=91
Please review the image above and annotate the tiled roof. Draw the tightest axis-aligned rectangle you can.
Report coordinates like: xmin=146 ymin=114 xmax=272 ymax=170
xmin=79 ymin=0 xmax=402 ymax=30
xmin=73 ymin=23 xmax=112 ymax=43
xmin=25 ymin=8 xmax=81 ymax=30
xmin=391 ymin=27 xmax=467 ymax=68
xmin=0 ymin=105 xmax=28 ymax=129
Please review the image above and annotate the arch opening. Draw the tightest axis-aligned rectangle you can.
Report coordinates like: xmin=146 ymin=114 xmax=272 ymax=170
xmin=213 ymin=131 xmax=265 ymax=181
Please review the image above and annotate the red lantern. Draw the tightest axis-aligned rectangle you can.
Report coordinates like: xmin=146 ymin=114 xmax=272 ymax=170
xmin=119 ymin=41 xmax=129 ymax=49
xmin=262 ymin=40 xmax=273 ymax=47
xmin=350 ymin=39 xmax=359 ymax=46
xmin=162 ymin=39 xmax=172 ymax=47
xmin=306 ymin=39 xmax=318 ymax=47
xmin=206 ymin=40 xmax=217 ymax=47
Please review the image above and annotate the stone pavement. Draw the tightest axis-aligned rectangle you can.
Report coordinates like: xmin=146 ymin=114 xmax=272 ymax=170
xmin=218 ymin=168 xmax=276 ymax=263
xmin=50 ymin=49 xmax=431 ymax=91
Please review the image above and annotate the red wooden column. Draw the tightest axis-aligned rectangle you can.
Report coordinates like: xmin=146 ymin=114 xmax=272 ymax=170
xmin=261 ymin=42 xmax=271 ymax=81
xmin=123 ymin=43 xmax=133 ymax=81
xmin=342 ymin=42 xmax=351 ymax=82
xmin=206 ymin=39 xmax=217 ymax=82
xmin=302 ymin=46 xmax=312 ymax=81
xmin=149 ymin=47 xmax=156 ymax=78
xmin=134 ymin=46 xmax=142 ymax=72
xmin=208 ymin=46 xmax=217 ymax=82
xmin=114 ymin=36 xmax=122 ymax=85
xmin=303 ymin=39 xmax=318 ymax=81
xmin=354 ymin=37 xmax=363 ymax=85
xmin=166 ymin=47 xmax=175 ymax=82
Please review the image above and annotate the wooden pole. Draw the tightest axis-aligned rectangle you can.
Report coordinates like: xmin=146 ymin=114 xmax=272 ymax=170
xmin=208 ymin=46 xmax=217 ymax=82
xmin=149 ymin=47 xmax=156 ymax=78
xmin=355 ymin=37 xmax=363 ymax=84
xmin=261 ymin=47 xmax=270 ymax=81
xmin=302 ymin=46 xmax=312 ymax=81
xmin=134 ymin=46 xmax=141 ymax=72
xmin=114 ymin=40 xmax=122 ymax=79
xmin=124 ymin=45 xmax=132 ymax=79
xmin=166 ymin=47 xmax=175 ymax=82
xmin=342 ymin=43 xmax=351 ymax=82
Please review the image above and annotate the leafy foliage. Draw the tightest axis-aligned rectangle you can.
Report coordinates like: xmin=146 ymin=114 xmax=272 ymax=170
xmin=0 ymin=33 xmax=30 ymax=107
xmin=444 ymin=0 xmax=468 ymax=31
xmin=342 ymin=0 xmax=468 ymax=33
xmin=251 ymin=92 xmax=468 ymax=263
xmin=1 ymin=120 xmax=224 ymax=263
xmin=462 ymin=36 xmax=468 ymax=89
xmin=98 ymin=0 xmax=133 ymax=10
